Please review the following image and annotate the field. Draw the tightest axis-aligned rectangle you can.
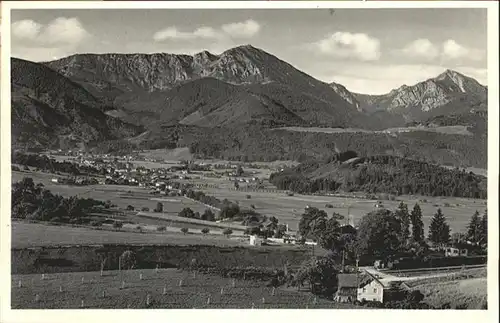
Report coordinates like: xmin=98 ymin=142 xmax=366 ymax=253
xmin=11 ymin=268 xmax=358 ymax=309
xmin=11 ymin=222 xmax=247 ymax=248
xmin=184 ymin=185 xmax=487 ymax=234
xmin=414 ymin=277 xmax=487 ymax=309
xmin=12 ymin=165 xmax=487 ymax=235
xmin=276 ymin=126 xmax=473 ymax=136
xmin=12 ymin=171 xmax=210 ymax=214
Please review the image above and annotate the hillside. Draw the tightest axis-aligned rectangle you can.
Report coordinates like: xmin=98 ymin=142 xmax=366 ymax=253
xmin=269 ymin=153 xmax=487 ymax=199
xmin=354 ymin=70 xmax=487 ymax=122
xmin=44 ymin=45 xmax=366 ymax=128
xmin=11 ymin=58 xmax=143 ymax=149
xmin=11 ymin=45 xmax=487 ymax=169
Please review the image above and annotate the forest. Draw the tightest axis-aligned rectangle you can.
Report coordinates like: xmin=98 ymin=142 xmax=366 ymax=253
xmin=269 ymin=152 xmax=487 ymax=199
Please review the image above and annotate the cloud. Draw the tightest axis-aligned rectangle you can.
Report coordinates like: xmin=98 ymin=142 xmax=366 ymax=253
xmin=442 ymin=39 xmax=484 ymax=61
xmin=153 ymin=19 xmax=261 ymax=42
xmin=311 ymin=32 xmax=381 ymax=61
xmin=400 ymin=38 xmax=440 ymax=60
xmin=11 ymin=17 xmax=90 ymax=46
xmin=11 ymin=19 xmax=42 ymax=40
xmin=221 ymin=19 xmax=261 ymax=39
xmin=399 ymin=38 xmax=485 ymax=63
xmin=42 ymin=17 xmax=90 ymax=45
xmin=153 ymin=26 xmax=221 ymax=42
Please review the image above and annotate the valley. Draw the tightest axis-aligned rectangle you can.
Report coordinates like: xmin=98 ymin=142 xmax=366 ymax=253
xmin=9 ymin=42 xmax=489 ymax=311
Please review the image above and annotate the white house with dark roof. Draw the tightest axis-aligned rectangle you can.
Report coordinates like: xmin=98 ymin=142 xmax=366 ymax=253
xmin=335 ymin=270 xmax=403 ymax=304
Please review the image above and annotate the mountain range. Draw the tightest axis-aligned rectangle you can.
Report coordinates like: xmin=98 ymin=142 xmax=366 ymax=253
xmin=11 ymin=44 xmax=487 ymax=167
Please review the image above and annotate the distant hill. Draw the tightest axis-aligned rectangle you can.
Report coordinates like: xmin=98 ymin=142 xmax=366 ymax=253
xmin=11 ymin=58 xmax=143 ymax=149
xmin=269 ymin=153 xmax=487 ymax=199
xmin=353 ymin=69 xmax=487 ymax=122
xmin=10 ymin=45 xmax=487 ymax=170
xmin=43 ymin=45 xmax=367 ymax=129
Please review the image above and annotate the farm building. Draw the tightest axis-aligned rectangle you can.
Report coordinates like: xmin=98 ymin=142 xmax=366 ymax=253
xmin=249 ymin=235 xmax=262 ymax=246
xmin=335 ymin=271 xmax=402 ymax=304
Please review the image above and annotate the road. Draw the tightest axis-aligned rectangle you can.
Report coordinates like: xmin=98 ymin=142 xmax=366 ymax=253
xmin=360 ymin=266 xmax=481 ymax=285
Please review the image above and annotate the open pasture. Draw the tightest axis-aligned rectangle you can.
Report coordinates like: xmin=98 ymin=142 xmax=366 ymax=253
xmin=276 ymin=126 xmax=473 ymax=136
xmin=11 ymin=222 xmax=247 ymax=249
xmin=12 ymin=171 xmax=210 ymax=214
xmin=11 ymin=268 xmax=357 ymax=309
xmin=195 ymin=186 xmax=487 ymax=234
xmin=413 ymin=277 xmax=487 ymax=309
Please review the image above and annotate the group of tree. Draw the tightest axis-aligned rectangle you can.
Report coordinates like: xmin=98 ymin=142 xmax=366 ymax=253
xmin=12 ymin=177 xmax=105 ymax=223
xmin=269 ymin=154 xmax=486 ymax=199
xmin=12 ymin=151 xmax=101 ymax=176
xmin=244 ymin=215 xmax=287 ymax=239
xmin=92 ymin=121 xmax=485 ymax=169
xmin=185 ymin=189 xmax=224 ymax=209
xmin=297 ymin=202 xmax=487 ymax=267
xmin=177 ymin=207 xmax=216 ymax=222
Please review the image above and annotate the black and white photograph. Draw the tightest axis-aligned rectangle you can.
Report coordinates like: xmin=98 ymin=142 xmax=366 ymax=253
xmin=0 ymin=0 xmax=498 ymax=319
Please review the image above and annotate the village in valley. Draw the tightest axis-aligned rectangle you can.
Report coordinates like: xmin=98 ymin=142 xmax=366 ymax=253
xmin=10 ymin=146 xmax=488 ymax=309
xmin=5 ymin=3 xmax=493 ymax=314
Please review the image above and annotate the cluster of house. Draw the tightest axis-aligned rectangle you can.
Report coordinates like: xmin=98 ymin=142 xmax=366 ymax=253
xmin=51 ymin=177 xmax=99 ymax=186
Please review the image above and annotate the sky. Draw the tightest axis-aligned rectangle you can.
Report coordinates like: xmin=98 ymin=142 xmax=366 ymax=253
xmin=10 ymin=8 xmax=488 ymax=94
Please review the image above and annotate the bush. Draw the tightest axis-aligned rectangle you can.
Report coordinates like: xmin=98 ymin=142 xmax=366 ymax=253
xmin=246 ymin=195 xmax=252 ymax=199
xmin=126 ymin=205 xmax=135 ymax=211
xmin=113 ymin=221 xmax=123 ymax=228
xmin=179 ymin=207 xmax=195 ymax=218
xmin=90 ymin=220 xmax=103 ymax=227
xmin=181 ymin=227 xmax=189 ymax=235
xmin=201 ymin=228 xmax=210 ymax=235
xmin=154 ymin=202 xmax=163 ymax=213
xmin=141 ymin=207 xmax=150 ymax=212
xmin=223 ymin=228 xmax=233 ymax=237
xmin=157 ymin=225 xmax=166 ymax=232
xmin=325 ymin=204 xmax=333 ymax=208
xmin=119 ymin=250 xmax=137 ymax=270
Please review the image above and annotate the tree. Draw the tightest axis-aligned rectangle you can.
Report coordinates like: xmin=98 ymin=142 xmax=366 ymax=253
xmin=119 ymin=250 xmax=136 ymax=270
xmin=181 ymin=227 xmax=189 ymax=235
xmin=479 ymin=209 xmax=487 ymax=247
xmin=179 ymin=207 xmax=195 ymax=218
xmin=201 ymin=209 xmax=216 ymax=221
xmin=201 ymin=228 xmax=210 ymax=235
xmin=355 ymin=209 xmax=403 ymax=260
xmin=290 ymin=256 xmax=339 ymax=297
xmin=466 ymin=210 xmax=482 ymax=244
xmin=316 ymin=216 xmax=343 ymax=255
xmin=410 ymin=203 xmax=424 ymax=243
xmin=428 ymin=208 xmax=450 ymax=247
xmin=298 ymin=207 xmax=328 ymax=241
xmin=236 ymin=165 xmax=244 ymax=176
xmin=154 ymin=202 xmax=163 ymax=213
xmin=219 ymin=203 xmax=240 ymax=219
xmin=223 ymin=228 xmax=233 ymax=238
xmin=395 ymin=201 xmax=411 ymax=245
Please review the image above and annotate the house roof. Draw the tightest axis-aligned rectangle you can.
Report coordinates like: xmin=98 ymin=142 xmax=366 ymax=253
xmin=337 ymin=271 xmax=384 ymax=289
